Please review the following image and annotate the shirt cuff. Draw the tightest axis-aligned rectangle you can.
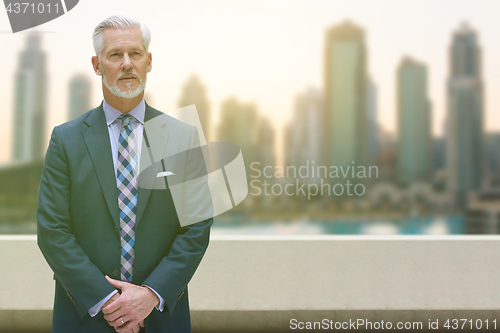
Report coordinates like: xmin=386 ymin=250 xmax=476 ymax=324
xmin=89 ymin=290 xmax=119 ymax=317
xmin=142 ymin=284 xmax=165 ymax=312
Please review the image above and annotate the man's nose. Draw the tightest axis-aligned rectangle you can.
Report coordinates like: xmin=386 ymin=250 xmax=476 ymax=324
xmin=121 ymin=54 xmax=133 ymax=70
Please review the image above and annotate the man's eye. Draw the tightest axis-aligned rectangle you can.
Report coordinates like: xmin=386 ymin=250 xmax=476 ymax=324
xmin=111 ymin=53 xmax=119 ymax=56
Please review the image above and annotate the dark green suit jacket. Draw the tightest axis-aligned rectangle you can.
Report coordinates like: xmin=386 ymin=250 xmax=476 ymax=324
xmin=37 ymin=103 xmax=212 ymax=333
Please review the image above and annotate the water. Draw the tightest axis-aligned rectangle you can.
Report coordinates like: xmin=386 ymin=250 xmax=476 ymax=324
xmin=0 ymin=216 xmax=465 ymax=236
xmin=211 ymin=216 xmax=464 ymax=235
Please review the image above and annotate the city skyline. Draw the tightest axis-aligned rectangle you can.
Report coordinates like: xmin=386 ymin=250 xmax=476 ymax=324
xmin=2 ymin=0 xmax=500 ymax=167
xmin=3 ymin=22 xmax=498 ymax=168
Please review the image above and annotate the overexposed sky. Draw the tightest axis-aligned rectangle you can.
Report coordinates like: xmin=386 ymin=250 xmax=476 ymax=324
xmin=1 ymin=0 xmax=500 ymax=163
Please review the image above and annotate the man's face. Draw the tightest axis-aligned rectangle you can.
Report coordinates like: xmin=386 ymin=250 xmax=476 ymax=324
xmin=92 ymin=26 xmax=152 ymax=98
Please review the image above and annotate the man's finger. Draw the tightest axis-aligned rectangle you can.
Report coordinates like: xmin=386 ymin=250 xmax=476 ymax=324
xmin=102 ymin=295 xmax=125 ymax=316
xmin=133 ymin=323 xmax=141 ymax=333
xmin=108 ymin=316 xmax=128 ymax=329
xmin=139 ymin=319 xmax=145 ymax=327
xmin=104 ymin=310 xmax=132 ymax=329
xmin=116 ymin=320 xmax=140 ymax=333
xmin=105 ymin=275 xmax=127 ymax=290
xmin=103 ymin=305 xmax=129 ymax=323
xmin=103 ymin=292 xmax=120 ymax=309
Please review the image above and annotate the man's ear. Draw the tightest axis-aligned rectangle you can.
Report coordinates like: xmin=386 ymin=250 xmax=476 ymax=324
xmin=91 ymin=56 xmax=102 ymax=76
xmin=147 ymin=52 xmax=152 ymax=73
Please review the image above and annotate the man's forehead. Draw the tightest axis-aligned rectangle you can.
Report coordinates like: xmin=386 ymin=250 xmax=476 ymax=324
xmin=102 ymin=27 xmax=145 ymax=49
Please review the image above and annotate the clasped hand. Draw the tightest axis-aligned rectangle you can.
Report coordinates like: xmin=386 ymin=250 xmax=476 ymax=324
xmin=102 ymin=275 xmax=160 ymax=333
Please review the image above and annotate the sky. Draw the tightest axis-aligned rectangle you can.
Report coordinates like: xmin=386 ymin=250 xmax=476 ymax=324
xmin=1 ymin=0 xmax=500 ymax=163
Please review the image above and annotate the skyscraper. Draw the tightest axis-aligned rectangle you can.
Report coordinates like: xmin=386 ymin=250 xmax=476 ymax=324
xmin=256 ymin=117 xmax=275 ymax=169
xmin=366 ymin=78 xmax=380 ymax=165
xmin=323 ymin=21 xmax=367 ymax=175
xmin=11 ymin=34 xmax=47 ymax=162
xmin=446 ymin=23 xmax=484 ymax=207
xmin=397 ymin=57 xmax=431 ymax=186
xmin=484 ymin=133 xmax=500 ymax=186
xmin=178 ymin=75 xmax=211 ymax=143
xmin=68 ymin=74 xmax=91 ymax=121
xmin=285 ymin=87 xmax=323 ymax=183
xmin=217 ymin=97 xmax=258 ymax=175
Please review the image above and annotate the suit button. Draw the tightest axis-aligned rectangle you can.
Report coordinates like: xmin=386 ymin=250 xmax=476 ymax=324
xmin=113 ymin=269 xmax=120 ymax=278
xmin=114 ymin=226 xmax=118 ymax=232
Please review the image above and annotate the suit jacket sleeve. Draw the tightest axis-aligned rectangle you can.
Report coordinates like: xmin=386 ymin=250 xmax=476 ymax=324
xmin=142 ymin=125 xmax=213 ymax=316
xmin=37 ymin=126 xmax=116 ymax=319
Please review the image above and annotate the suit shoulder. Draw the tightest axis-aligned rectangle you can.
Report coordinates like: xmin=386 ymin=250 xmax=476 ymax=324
xmin=147 ymin=106 xmax=196 ymax=133
xmin=54 ymin=106 xmax=101 ymax=134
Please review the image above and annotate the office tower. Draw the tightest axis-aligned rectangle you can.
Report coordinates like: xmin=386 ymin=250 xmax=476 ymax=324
xmin=285 ymin=87 xmax=323 ymax=183
xmin=217 ymin=97 xmax=258 ymax=174
xmin=432 ymin=137 xmax=446 ymax=174
xmin=256 ymin=117 xmax=275 ymax=169
xmin=376 ymin=130 xmax=398 ymax=182
xmin=366 ymin=78 xmax=381 ymax=165
xmin=68 ymin=74 xmax=91 ymax=121
xmin=484 ymin=133 xmax=500 ymax=186
xmin=11 ymin=34 xmax=47 ymax=162
xmin=397 ymin=57 xmax=432 ymax=186
xmin=178 ymin=75 xmax=211 ymax=142
xmin=446 ymin=23 xmax=484 ymax=207
xmin=323 ymin=21 xmax=368 ymax=176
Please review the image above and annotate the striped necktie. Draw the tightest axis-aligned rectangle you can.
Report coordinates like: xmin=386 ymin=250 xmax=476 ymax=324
xmin=116 ymin=114 xmax=138 ymax=282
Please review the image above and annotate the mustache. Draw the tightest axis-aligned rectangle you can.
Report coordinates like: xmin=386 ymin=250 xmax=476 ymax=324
xmin=117 ymin=70 xmax=140 ymax=80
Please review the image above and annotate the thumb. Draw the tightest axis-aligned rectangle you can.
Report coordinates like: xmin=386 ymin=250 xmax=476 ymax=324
xmin=105 ymin=275 xmax=126 ymax=290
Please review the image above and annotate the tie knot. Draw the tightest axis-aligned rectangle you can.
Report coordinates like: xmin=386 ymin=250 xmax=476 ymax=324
xmin=120 ymin=114 xmax=132 ymax=128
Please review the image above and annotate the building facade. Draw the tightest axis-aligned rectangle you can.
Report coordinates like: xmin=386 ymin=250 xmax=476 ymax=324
xmin=11 ymin=34 xmax=47 ymax=162
xmin=68 ymin=74 xmax=91 ymax=121
xmin=323 ymin=21 xmax=368 ymax=176
xmin=446 ymin=23 xmax=484 ymax=207
xmin=397 ymin=57 xmax=431 ymax=186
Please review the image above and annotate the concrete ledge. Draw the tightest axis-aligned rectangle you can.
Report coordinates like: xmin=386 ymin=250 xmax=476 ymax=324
xmin=2 ymin=235 xmax=500 ymax=331
xmin=0 ymin=310 xmax=52 ymax=333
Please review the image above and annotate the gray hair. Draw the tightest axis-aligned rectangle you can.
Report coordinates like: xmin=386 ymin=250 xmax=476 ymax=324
xmin=92 ymin=15 xmax=151 ymax=58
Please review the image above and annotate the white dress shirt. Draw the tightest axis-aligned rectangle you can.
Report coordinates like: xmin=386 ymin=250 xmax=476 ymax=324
xmin=88 ymin=98 xmax=165 ymax=317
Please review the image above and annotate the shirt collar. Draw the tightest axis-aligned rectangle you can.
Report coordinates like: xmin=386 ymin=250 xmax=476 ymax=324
xmin=103 ymin=98 xmax=145 ymax=126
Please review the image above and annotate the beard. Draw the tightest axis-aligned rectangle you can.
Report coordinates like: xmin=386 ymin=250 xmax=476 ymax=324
xmin=101 ymin=66 xmax=147 ymax=99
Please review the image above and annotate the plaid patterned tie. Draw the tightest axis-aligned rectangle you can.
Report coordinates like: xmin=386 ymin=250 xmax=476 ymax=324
xmin=116 ymin=114 xmax=138 ymax=282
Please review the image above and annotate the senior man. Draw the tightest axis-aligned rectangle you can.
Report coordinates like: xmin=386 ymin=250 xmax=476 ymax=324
xmin=37 ymin=15 xmax=212 ymax=333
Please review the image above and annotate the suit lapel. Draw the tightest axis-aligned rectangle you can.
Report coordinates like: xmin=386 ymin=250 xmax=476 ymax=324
xmin=135 ymin=103 xmax=170 ymax=227
xmin=82 ymin=104 xmax=120 ymax=232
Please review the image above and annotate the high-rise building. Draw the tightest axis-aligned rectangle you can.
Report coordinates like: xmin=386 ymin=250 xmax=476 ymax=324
xmin=366 ymin=78 xmax=380 ymax=165
xmin=376 ymin=130 xmax=398 ymax=183
xmin=178 ymin=75 xmax=211 ymax=142
xmin=446 ymin=23 xmax=484 ymax=207
xmin=432 ymin=137 xmax=446 ymax=175
xmin=484 ymin=133 xmax=500 ymax=187
xmin=217 ymin=97 xmax=258 ymax=175
xmin=11 ymin=34 xmax=47 ymax=162
xmin=256 ymin=117 xmax=275 ymax=169
xmin=323 ymin=21 xmax=368 ymax=176
xmin=397 ymin=57 xmax=431 ymax=186
xmin=68 ymin=74 xmax=91 ymax=121
xmin=284 ymin=87 xmax=323 ymax=183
